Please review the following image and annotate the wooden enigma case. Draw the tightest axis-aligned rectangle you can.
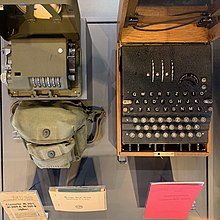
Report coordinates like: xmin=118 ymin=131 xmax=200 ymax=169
xmin=116 ymin=0 xmax=220 ymax=157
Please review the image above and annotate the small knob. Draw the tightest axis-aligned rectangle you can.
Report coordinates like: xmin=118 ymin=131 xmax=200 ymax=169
xmin=171 ymin=132 xmax=177 ymax=138
xmin=192 ymin=117 xmax=198 ymax=123
xmin=135 ymin=125 xmax=141 ymax=131
xmin=155 ymin=132 xmax=160 ymax=138
xmin=133 ymin=117 xmax=138 ymax=123
xmin=138 ymin=133 xmax=144 ymax=138
xmin=166 ymin=117 xmax=172 ymax=123
xmin=183 ymin=117 xmax=190 ymax=123
xmin=175 ymin=117 xmax=181 ymax=123
xmin=201 ymin=77 xmax=207 ymax=83
xmin=179 ymin=132 xmax=185 ymax=138
xmin=152 ymin=125 xmax=158 ymax=130
xmin=144 ymin=125 xmax=150 ymax=130
xmin=129 ymin=132 xmax=135 ymax=138
xmin=188 ymin=132 xmax=194 ymax=138
xmin=141 ymin=117 xmax=147 ymax=123
xmin=132 ymin=92 xmax=137 ymax=97
xmin=177 ymin=124 xmax=183 ymax=130
xmin=146 ymin=133 xmax=152 ymax=138
xmin=194 ymin=124 xmax=200 ymax=130
xmin=161 ymin=124 xmax=167 ymax=130
xmin=202 ymin=85 xmax=207 ymax=90
xmin=169 ymin=124 xmax=175 ymax=130
xmin=149 ymin=117 xmax=155 ymax=123
xmin=186 ymin=124 xmax=192 ymax=130
xmin=196 ymin=132 xmax=202 ymax=138
xmin=163 ymin=132 xmax=169 ymax=138
xmin=158 ymin=117 xmax=164 ymax=123
xmin=123 ymin=107 xmax=128 ymax=113
xmin=200 ymin=117 xmax=207 ymax=123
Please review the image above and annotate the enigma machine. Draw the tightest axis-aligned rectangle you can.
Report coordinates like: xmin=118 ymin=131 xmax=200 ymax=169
xmin=0 ymin=0 xmax=85 ymax=98
xmin=117 ymin=0 xmax=220 ymax=157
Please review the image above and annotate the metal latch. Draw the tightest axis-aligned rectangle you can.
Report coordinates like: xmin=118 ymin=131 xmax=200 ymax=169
xmin=197 ymin=12 xmax=214 ymax=28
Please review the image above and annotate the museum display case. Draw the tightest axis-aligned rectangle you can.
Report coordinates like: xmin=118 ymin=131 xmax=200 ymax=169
xmin=0 ymin=0 xmax=220 ymax=219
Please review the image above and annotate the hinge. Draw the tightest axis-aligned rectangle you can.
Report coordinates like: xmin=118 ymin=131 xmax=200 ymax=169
xmin=127 ymin=16 xmax=139 ymax=26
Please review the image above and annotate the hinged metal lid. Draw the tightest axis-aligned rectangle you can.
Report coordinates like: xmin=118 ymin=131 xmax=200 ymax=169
xmin=0 ymin=0 xmax=80 ymax=42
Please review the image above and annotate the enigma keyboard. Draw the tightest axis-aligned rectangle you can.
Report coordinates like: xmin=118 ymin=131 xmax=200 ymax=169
xmin=120 ymin=44 xmax=212 ymax=153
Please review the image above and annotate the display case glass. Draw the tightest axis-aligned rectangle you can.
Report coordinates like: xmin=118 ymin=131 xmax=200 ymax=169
xmin=1 ymin=0 xmax=220 ymax=219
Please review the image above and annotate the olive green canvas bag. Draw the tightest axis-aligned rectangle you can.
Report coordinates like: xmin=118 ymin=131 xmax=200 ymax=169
xmin=10 ymin=101 xmax=105 ymax=169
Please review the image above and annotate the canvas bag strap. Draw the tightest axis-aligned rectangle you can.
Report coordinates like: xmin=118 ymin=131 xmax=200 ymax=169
xmin=85 ymin=106 xmax=105 ymax=144
xmin=10 ymin=100 xmax=20 ymax=114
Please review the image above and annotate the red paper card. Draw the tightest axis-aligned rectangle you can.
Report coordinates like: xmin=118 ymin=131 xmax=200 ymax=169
xmin=144 ymin=182 xmax=204 ymax=219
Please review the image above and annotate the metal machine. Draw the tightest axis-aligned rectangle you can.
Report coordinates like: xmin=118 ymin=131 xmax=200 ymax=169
xmin=120 ymin=44 xmax=212 ymax=153
xmin=0 ymin=1 xmax=88 ymax=98
xmin=116 ymin=0 xmax=220 ymax=156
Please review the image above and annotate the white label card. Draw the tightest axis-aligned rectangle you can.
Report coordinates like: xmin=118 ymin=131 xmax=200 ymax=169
xmin=0 ymin=191 xmax=46 ymax=220
xmin=49 ymin=185 xmax=107 ymax=212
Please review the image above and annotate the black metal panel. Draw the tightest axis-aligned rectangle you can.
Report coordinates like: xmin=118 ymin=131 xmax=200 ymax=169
xmin=121 ymin=44 xmax=212 ymax=152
